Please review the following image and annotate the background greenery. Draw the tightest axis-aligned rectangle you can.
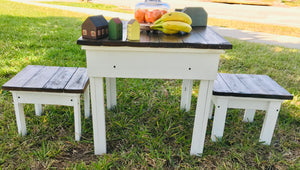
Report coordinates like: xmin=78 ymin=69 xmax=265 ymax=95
xmin=0 ymin=0 xmax=299 ymax=169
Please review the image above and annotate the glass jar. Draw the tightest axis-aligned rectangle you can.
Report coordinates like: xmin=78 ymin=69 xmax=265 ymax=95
xmin=135 ymin=0 xmax=170 ymax=24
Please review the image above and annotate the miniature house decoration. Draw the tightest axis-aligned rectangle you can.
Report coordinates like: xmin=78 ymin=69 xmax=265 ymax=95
xmin=81 ymin=15 xmax=108 ymax=39
xmin=108 ymin=18 xmax=123 ymax=40
xmin=182 ymin=7 xmax=207 ymax=26
xmin=127 ymin=19 xmax=140 ymax=41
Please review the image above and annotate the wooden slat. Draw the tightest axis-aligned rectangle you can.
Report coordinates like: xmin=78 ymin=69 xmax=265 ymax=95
xmin=213 ymin=73 xmax=232 ymax=94
xmin=251 ymin=75 xmax=293 ymax=99
xmin=219 ymin=73 xmax=251 ymax=94
xmin=235 ymin=74 xmax=266 ymax=94
xmin=43 ymin=67 xmax=77 ymax=91
xmin=64 ymin=67 xmax=89 ymax=93
xmin=2 ymin=65 xmax=43 ymax=90
xmin=213 ymin=73 xmax=293 ymax=100
xmin=77 ymin=26 xmax=232 ymax=49
xmin=23 ymin=66 xmax=60 ymax=89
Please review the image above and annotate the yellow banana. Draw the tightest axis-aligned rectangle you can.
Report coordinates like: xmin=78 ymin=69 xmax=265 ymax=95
xmin=154 ymin=12 xmax=192 ymax=25
xmin=154 ymin=28 xmax=180 ymax=34
xmin=156 ymin=21 xmax=192 ymax=33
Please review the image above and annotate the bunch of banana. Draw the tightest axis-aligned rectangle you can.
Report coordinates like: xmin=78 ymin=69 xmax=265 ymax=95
xmin=150 ymin=12 xmax=192 ymax=34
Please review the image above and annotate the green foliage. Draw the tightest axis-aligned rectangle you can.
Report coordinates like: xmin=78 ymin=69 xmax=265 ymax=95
xmin=0 ymin=0 xmax=299 ymax=169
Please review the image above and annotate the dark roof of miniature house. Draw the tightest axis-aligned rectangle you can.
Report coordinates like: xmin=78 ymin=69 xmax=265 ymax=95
xmin=88 ymin=15 xmax=108 ymax=27
xmin=110 ymin=18 xmax=122 ymax=24
xmin=128 ymin=19 xmax=137 ymax=25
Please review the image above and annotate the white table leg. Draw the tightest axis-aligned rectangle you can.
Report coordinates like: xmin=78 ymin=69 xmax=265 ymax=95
xmin=84 ymin=85 xmax=90 ymax=118
xmin=259 ymin=101 xmax=281 ymax=145
xmin=243 ymin=109 xmax=256 ymax=122
xmin=190 ymin=80 xmax=214 ymax=156
xmin=180 ymin=79 xmax=193 ymax=112
xmin=106 ymin=77 xmax=117 ymax=110
xmin=90 ymin=77 xmax=107 ymax=155
xmin=73 ymin=96 xmax=81 ymax=141
xmin=208 ymin=102 xmax=214 ymax=119
xmin=12 ymin=92 xmax=27 ymax=136
xmin=211 ymin=98 xmax=228 ymax=142
xmin=34 ymin=104 xmax=42 ymax=116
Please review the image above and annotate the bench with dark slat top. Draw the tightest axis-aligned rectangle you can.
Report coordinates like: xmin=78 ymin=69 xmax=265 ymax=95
xmin=2 ymin=65 xmax=89 ymax=93
xmin=210 ymin=73 xmax=293 ymax=146
xmin=2 ymin=65 xmax=90 ymax=141
xmin=213 ymin=73 xmax=293 ymax=100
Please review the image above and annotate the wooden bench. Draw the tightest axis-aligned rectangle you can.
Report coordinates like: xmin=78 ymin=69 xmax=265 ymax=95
xmin=1 ymin=65 xmax=90 ymax=141
xmin=210 ymin=73 xmax=293 ymax=145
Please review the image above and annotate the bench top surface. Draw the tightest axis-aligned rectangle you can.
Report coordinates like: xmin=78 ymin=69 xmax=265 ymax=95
xmin=213 ymin=73 xmax=293 ymax=100
xmin=2 ymin=65 xmax=89 ymax=93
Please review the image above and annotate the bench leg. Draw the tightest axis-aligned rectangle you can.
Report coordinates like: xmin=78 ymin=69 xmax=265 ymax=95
xmin=211 ymin=98 xmax=228 ymax=142
xmin=190 ymin=80 xmax=214 ymax=156
xmin=208 ymin=102 xmax=214 ymax=119
xmin=180 ymin=79 xmax=193 ymax=112
xmin=34 ymin=104 xmax=42 ymax=116
xmin=90 ymin=77 xmax=107 ymax=155
xmin=84 ymin=85 xmax=90 ymax=118
xmin=106 ymin=77 xmax=117 ymax=110
xmin=259 ymin=101 xmax=281 ymax=145
xmin=73 ymin=96 xmax=81 ymax=141
xmin=12 ymin=93 xmax=27 ymax=136
xmin=243 ymin=109 xmax=255 ymax=122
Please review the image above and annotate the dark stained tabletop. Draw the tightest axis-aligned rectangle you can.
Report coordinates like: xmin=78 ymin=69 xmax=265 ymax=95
xmin=213 ymin=73 xmax=293 ymax=100
xmin=77 ymin=26 xmax=232 ymax=49
xmin=2 ymin=65 xmax=89 ymax=93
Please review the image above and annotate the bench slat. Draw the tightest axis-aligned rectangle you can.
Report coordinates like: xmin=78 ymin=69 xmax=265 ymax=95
xmin=219 ymin=73 xmax=251 ymax=94
xmin=43 ymin=67 xmax=77 ymax=91
xmin=64 ymin=67 xmax=89 ymax=93
xmin=251 ymin=75 xmax=293 ymax=99
xmin=213 ymin=73 xmax=293 ymax=100
xmin=213 ymin=73 xmax=232 ymax=94
xmin=23 ymin=66 xmax=60 ymax=90
xmin=2 ymin=65 xmax=44 ymax=90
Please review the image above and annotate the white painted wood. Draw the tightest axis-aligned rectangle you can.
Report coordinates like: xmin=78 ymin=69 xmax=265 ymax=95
xmin=90 ymin=77 xmax=107 ymax=155
xmin=106 ymin=77 xmax=117 ymax=110
xmin=211 ymin=98 xmax=228 ymax=142
xmin=12 ymin=92 xmax=27 ymax=136
xmin=12 ymin=91 xmax=80 ymax=106
xmin=208 ymin=102 xmax=214 ymax=119
xmin=190 ymin=80 xmax=214 ymax=156
xmin=243 ymin=109 xmax=256 ymax=122
xmin=73 ymin=96 xmax=81 ymax=141
xmin=83 ymin=46 xmax=225 ymax=156
xmin=259 ymin=101 xmax=282 ymax=145
xmin=10 ymin=90 xmax=87 ymax=141
xmin=84 ymin=46 xmax=222 ymax=80
xmin=84 ymin=85 xmax=90 ymax=118
xmin=180 ymin=79 xmax=193 ymax=111
xmin=212 ymin=96 xmax=283 ymax=111
xmin=34 ymin=104 xmax=42 ymax=116
xmin=211 ymin=95 xmax=284 ymax=145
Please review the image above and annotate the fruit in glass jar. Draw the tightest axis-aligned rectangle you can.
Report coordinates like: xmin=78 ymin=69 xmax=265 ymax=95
xmin=135 ymin=9 xmax=147 ymax=23
xmin=145 ymin=9 xmax=162 ymax=23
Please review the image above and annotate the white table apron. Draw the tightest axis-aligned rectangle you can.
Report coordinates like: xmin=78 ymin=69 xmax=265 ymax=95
xmin=82 ymin=46 xmax=224 ymax=156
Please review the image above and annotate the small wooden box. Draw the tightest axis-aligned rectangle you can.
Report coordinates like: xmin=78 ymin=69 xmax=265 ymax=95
xmin=127 ymin=19 xmax=140 ymax=41
xmin=108 ymin=18 xmax=123 ymax=40
xmin=82 ymin=15 xmax=108 ymax=39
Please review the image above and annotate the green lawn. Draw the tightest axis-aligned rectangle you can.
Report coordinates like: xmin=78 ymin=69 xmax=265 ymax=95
xmin=0 ymin=0 xmax=299 ymax=169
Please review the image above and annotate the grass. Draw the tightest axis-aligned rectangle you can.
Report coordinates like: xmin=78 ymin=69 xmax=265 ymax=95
xmin=38 ymin=1 xmax=300 ymax=38
xmin=0 ymin=0 xmax=300 ymax=169
xmin=38 ymin=1 xmax=133 ymax=14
